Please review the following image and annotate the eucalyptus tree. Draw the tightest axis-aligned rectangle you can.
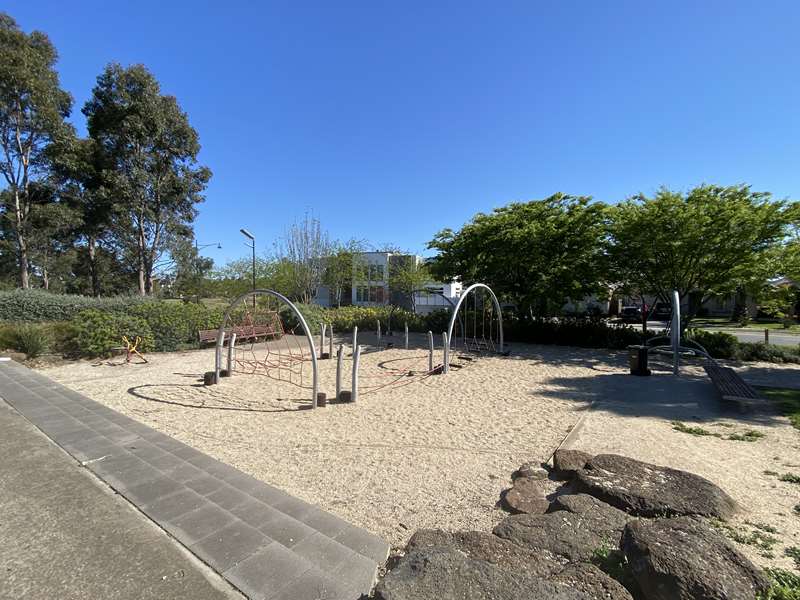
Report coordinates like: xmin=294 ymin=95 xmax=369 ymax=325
xmin=0 ymin=13 xmax=72 ymax=288
xmin=83 ymin=63 xmax=211 ymax=296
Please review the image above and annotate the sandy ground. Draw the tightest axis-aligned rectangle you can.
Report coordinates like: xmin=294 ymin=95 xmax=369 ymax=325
xmin=564 ymin=353 xmax=800 ymax=573
xmin=41 ymin=338 xmax=598 ymax=549
xmin=39 ymin=342 xmax=800 ymax=572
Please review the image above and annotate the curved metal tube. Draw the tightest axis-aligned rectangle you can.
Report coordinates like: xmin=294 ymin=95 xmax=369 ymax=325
xmin=214 ymin=289 xmax=319 ymax=408
xmin=446 ymin=283 xmax=504 ymax=353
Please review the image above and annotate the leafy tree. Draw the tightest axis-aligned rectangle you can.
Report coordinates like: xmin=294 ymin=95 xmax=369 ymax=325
xmin=428 ymin=194 xmax=610 ymax=315
xmin=0 ymin=14 xmax=72 ymax=288
xmin=275 ymin=213 xmax=331 ymax=303
xmin=388 ymin=255 xmax=432 ymax=311
xmin=323 ymin=239 xmax=366 ymax=307
xmin=83 ymin=63 xmax=211 ymax=296
xmin=608 ymin=184 xmax=794 ymax=327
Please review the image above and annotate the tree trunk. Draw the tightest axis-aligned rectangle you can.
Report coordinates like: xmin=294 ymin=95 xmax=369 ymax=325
xmin=87 ymin=236 xmax=99 ymax=296
xmin=14 ymin=189 xmax=29 ymax=289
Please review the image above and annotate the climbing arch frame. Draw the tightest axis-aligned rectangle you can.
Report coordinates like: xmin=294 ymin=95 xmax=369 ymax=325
xmin=214 ymin=289 xmax=320 ymax=408
xmin=446 ymin=283 xmax=505 ymax=355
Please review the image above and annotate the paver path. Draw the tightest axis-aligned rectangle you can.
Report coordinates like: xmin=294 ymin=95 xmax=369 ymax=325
xmin=0 ymin=360 xmax=389 ymax=600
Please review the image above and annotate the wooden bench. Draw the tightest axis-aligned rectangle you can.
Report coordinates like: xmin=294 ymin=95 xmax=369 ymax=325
xmin=703 ymin=363 xmax=766 ymax=412
xmin=198 ymin=324 xmax=281 ymax=346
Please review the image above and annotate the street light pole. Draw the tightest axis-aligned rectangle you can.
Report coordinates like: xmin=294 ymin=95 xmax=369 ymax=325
xmin=240 ymin=229 xmax=256 ymax=299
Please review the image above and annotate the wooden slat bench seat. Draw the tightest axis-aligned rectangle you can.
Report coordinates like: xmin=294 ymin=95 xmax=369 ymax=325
xmin=703 ymin=363 xmax=766 ymax=411
xmin=197 ymin=324 xmax=281 ymax=346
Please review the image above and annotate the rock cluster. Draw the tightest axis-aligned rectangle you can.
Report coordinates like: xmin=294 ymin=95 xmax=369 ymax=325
xmin=373 ymin=449 xmax=769 ymax=600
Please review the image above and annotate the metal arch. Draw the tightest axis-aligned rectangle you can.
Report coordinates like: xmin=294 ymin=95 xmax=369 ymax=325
xmin=214 ymin=289 xmax=320 ymax=408
xmin=446 ymin=283 xmax=504 ymax=353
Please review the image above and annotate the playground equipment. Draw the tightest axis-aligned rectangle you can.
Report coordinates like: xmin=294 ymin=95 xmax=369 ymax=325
xmin=109 ymin=335 xmax=148 ymax=365
xmin=446 ymin=283 xmax=505 ymax=356
xmin=646 ymin=290 xmax=712 ymax=374
xmin=209 ymin=289 xmax=321 ymax=408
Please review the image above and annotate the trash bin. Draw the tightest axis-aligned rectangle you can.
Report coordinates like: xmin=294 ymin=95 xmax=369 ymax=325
xmin=628 ymin=345 xmax=651 ymax=376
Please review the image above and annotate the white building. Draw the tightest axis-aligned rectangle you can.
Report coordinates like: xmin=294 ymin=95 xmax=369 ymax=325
xmin=313 ymin=251 xmax=461 ymax=313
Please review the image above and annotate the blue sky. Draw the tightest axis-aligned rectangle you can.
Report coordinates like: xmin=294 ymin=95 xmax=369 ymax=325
xmin=7 ymin=1 xmax=800 ymax=265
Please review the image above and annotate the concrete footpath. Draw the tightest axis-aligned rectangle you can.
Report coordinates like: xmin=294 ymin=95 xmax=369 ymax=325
xmin=0 ymin=397 xmax=242 ymax=600
xmin=0 ymin=360 xmax=388 ymax=600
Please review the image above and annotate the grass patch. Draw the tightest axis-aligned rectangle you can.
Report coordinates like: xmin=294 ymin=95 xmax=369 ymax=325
xmin=758 ymin=387 xmax=800 ymax=432
xmin=711 ymin=520 xmax=780 ymax=557
xmin=590 ymin=547 xmax=638 ymax=594
xmin=794 ymin=504 xmax=800 ymax=516
xmin=672 ymin=421 xmax=766 ymax=442
xmin=761 ymin=568 xmax=800 ymax=600
xmin=786 ymin=547 xmax=800 ymax=569
xmin=779 ymin=473 xmax=800 ymax=485
xmin=764 ymin=470 xmax=780 ymax=476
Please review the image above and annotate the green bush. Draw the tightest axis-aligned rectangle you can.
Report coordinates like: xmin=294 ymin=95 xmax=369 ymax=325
xmin=8 ymin=323 xmax=51 ymax=358
xmin=69 ymin=309 xmax=154 ymax=357
xmin=738 ymin=342 xmax=800 ymax=364
xmin=0 ymin=289 xmax=146 ymax=322
xmin=760 ymin=568 xmax=800 ymax=599
xmin=505 ymin=317 xmax=647 ymax=349
xmin=130 ymin=302 xmax=223 ymax=352
xmin=283 ymin=304 xmax=434 ymax=336
xmin=687 ymin=329 xmax=740 ymax=359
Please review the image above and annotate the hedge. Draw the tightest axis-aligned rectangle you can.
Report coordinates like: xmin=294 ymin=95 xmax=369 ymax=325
xmin=0 ymin=289 xmax=146 ymax=322
xmin=505 ymin=317 xmax=649 ymax=349
xmin=284 ymin=304 xmax=447 ymax=335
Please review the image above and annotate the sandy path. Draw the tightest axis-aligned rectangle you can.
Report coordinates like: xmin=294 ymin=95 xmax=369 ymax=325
xmin=41 ymin=340 xmax=601 ymax=548
xmin=563 ymin=357 xmax=800 ymax=573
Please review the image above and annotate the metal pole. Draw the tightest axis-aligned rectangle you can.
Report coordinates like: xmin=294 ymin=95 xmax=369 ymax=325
xmin=404 ymin=322 xmax=409 ymax=350
xmin=328 ymin=323 xmax=333 ymax=358
xmin=336 ymin=344 xmax=343 ymax=401
xmin=428 ymin=330 xmax=434 ymax=372
xmin=215 ymin=331 xmax=226 ymax=382
xmin=377 ymin=320 xmax=381 ymax=347
xmin=352 ymin=344 xmax=361 ymax=402
xmin=672 ymin=290 xmax=680 ymax=376
xmin=320 ymin=323 xmax=326 ymax=359
xmin=442 ymin=332 xmax=449 ymax=374
xmin=352 ymin=325 xmax=358 ymax=351
xmin=226 ymin=333 xmax=236 ymax=374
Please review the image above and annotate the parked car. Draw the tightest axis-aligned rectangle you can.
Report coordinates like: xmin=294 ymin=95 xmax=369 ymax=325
xmin=619 ymin=306 xmax=643 ymax=323
xmin=652 ymin=302 xmax=672 ymax=320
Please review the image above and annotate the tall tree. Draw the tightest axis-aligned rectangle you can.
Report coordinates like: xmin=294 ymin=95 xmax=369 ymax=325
xmin=275 ymin=213 xmax=331 ymax=303
xmin=83 ymin=63 xmax=211 ymax=296
xmin=0 ymin=14 xmax=72 ymax=288
xmin=323 ymin=238 xmax=366 ymax=307
xmin=428 ymin=194 xmax=610 ymax=315
xmin=388 ymin=255 xmax=432 ymax=312
xmin=608 ymin=184 xmax=794 ymax=326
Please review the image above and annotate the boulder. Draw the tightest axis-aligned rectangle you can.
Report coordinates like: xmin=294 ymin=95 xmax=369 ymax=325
xmin=621 ymin=517 xmax=770 ymax=600
xmin=502 ymin=477 xmax=551 ymax=515
xmin=493 ymin=494 xmax=629 ymax=561
xmin=406 ymin=529 xmax=565 ymax=578
xmin=513 ymin=462 xmax=549 ymax=480
xmin=373 ymin=548 xmax=592 ymax=600
xmin=575 ymin=454 xmax=737 ymax=519
xmin=552 ymin=449 xmax=593 ymax=479
xmin=550 ymin=563 xmax=634 ymax=600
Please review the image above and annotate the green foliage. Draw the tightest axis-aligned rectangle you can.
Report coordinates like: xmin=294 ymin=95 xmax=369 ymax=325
xmin=129 ymin=301 xmax=222 ymax=352
xmin=0 ymin=289 xmax=146 ymax=322
xmin=590 ymin=547 xmax=638 ymax=595
xmin=687 ymin=328 xmax=740 ymax=359
xmin=8 ymin=323 xmax=51 ymax=358
xmin=69 ymin=309 xmax=153 ymax=357
xmin=284 ymin=303 xmax=432 ymax=335
xmin=506 ymin=317 xmax=646 ymax=349
xmin=429 ymin=194 xmax=610 ymax=315
xmin=671 ymin=421 xmax=718 ymax=437
xmin=671 ymin=421 xmax=766 ymax=442
xmin=758 ymin=387 xmax=800 ymax=431
xmin=711 ymin=519 xmax=780 ymax=557
xmin=760 ymin=569 xmax=800 ymax=600
xmin=738 ymin=342 xmax=800 ymax=364
xmin=786 ymin=547 xmax=800 ymax=569
xmin=779 ymin=473 xmax=800 ymax=485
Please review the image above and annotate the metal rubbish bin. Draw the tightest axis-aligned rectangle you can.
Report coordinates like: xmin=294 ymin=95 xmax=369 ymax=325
xmin=628 ymin=345 xmax=651 ymax=376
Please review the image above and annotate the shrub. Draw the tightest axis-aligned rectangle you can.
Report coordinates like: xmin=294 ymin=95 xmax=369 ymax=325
xmin=283 ymin=304 xmax=434 ymax=336
xmin=505 ymin=317 xmax=647 ymax=349
xmin=69 ymin=309 xmax=154 ymax=357
xmin=0 ymin=289 xmax=146 ymax=323
xmin=130 ymin=302 xmax=223 ymax=352
xmin=738 ymin=343 xmax=800 ymax=364
xmin=686 ymin=329 xmax=739 ymax=359
xmin=8 ymin=323 xmax=51 ymax=358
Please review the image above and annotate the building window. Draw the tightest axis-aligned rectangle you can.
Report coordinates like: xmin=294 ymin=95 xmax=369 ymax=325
xmin=356 ymin=285 xmax=385 ymax=303
xmin=368 ymin=264 xmax=384 ymax=281
xmin=356 ymin=286 xmax=368 ymax=302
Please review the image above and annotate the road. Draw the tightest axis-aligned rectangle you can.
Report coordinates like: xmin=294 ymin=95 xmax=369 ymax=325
xmin=627 ymin=321 xmax=800 ymax=347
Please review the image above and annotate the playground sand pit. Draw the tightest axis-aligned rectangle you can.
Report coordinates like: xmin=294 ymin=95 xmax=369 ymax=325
xmin=40 ymin=340 xmax=607 ymax=548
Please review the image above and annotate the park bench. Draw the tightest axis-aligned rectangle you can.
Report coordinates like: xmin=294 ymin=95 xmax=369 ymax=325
xmin=197 ymin=324 xmax=281 ymax=346
xmin=703 ymin=363 xmax=766 ymax=412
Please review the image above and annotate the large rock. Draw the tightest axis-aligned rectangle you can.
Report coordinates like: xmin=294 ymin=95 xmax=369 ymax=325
xmin=406 ymin=529 xmax=565 ymax=578
xmin=552 ymin=449 xmax=593 ymax=479
xmin=513 ymin=462 xmax=549 ymax=481
xmin=575 ymin=454 xmax=737 ymax=519
xmin=551 ymin=563 xmax=634 ymax=600
xmin=493 ymin=495 xmax=630 ymax=561
xmin=621 ymin=517 xmax=770 ymax=600
xmin=373 ymin=548 xmax=592 ymax=600
xmin=502 ymin=477 xmax=551 ymax=515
